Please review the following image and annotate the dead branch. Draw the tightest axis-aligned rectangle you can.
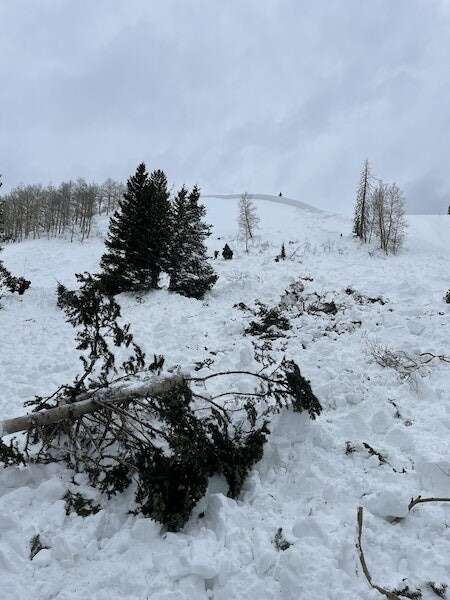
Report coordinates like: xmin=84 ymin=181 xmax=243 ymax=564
xmin=356 ymin=506 xmax=401 ymax=599
xmin=357 ymin=500 xmax=450 ymax=599
xmin=408 ymin=496 xmax=450 ymax=512
xmin=368 ymin=342 xmax=450 ymax=382
xmin=0 ymin=374 xmax=184 ymax=438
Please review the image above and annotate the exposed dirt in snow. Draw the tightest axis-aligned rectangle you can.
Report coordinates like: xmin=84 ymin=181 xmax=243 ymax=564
xmin=0 ymin=199 xmax=449 ymax=599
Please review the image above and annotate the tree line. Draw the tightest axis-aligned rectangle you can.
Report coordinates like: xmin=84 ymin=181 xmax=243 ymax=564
xmin=353 ymin=159 xmax=407 ymax=254
xmin=0 ymin=176 xmax=31 ymax=302
xmin=0 ymin=177 xmax=124 ymax=243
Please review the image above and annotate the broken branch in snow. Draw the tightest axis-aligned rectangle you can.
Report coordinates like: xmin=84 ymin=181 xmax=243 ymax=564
xmin=356 ymin=506 xmax=402 ymax=599
xmin=408 ymin=495 xmax=450 ymax=512
xmin=368 ymin=342 xmax=450 ymax=382
xmin=357 ymin=499 xmax=450 ymax=598
xmin=0 ymin=374 xmax=184 ymax=437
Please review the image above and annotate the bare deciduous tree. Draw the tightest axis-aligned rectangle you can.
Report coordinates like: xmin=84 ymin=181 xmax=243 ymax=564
xmin=371 ymin=181 xmax=407 ymax=254
xmin=238 ymin=192 xmax=259 ymax=252
xmin=0 ymin=178 xmax=124 ymax=243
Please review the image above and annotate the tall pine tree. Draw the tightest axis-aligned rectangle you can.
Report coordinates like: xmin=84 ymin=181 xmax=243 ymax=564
xmin=167 ymin=186 xmax=189 ymax=290
xmin=147 ymin=169 xmax=172 ymax=287
xmin=98 ymin=163 xmax=171 ymax=294
xmin=168 ymin=185 xmax=217 ymax=299
xmin=353 ymin=159 xmax=372 ymax=242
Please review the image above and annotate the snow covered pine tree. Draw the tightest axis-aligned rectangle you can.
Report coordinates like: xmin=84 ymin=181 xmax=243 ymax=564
xmin=168 ymin=185 xmax=217 ymax=299
xmin=98 ymin=163 xmax=171 ymax=294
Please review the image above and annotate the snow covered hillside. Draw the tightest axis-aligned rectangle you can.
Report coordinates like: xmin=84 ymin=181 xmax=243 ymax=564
xmin=1 ymin=198 xmax=449 ymax=599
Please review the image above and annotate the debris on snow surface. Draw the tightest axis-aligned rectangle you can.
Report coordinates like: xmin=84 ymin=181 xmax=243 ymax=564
xmin=0 ymin=199 xmax=449 ymax=599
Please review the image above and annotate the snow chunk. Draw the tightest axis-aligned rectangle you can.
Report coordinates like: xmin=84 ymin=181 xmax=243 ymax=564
xmin=407 ymin=319 xmax=426 ymax=336
xmin=371 ymin=410 xmax=392 ymax=435
xmin=416 ymin=461 xmax=450 ymax=496
xmin=131 ymin=517 xmax=160 ymax=542
xmin=238 ymin=339 xmax=254 ymax=369
xmin=384 ymin=426 xmax=413 ymax=452
xmin=187 ymin=538 xmax=220 ymax=579
xmin=365 ymin=490 xmax=411 ymax=519
xmin=32 ymin=548 xmax=52 ymax=567
xmin=292 ymin=517 xmax=326 ymax=542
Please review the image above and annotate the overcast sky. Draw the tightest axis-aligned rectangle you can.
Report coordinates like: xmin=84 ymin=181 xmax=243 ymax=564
xmin=1 ymin=0 xmax=449 ymax=213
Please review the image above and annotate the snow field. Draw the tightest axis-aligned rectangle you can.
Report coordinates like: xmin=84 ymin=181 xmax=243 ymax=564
xmin=0 ymin=197 xmax=449 ymax=599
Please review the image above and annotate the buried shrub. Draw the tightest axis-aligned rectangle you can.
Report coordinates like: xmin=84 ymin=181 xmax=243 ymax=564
xmin=445 ymin=290 xmax=450 ymax=304
xmin=64 ymin=490 xmax=101 ymax=517
xmin=0 ymin=257 xmax=30 ymax=307
xmin=29 ymin=534 xmax=49 ymax=560
xmin=273 ymin=527 xmax=293 ymax=551
xmin=245 ymin=302 xmax=291 ymax=339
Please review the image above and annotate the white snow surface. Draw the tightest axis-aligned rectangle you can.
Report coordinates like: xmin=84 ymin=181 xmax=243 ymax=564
xmin=0 ymin=198 xmax=449 ymax=599
xmin=202 ymin=193 xmax=323 ymax=213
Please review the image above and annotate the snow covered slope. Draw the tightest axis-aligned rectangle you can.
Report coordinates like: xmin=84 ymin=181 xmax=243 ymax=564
xmin=0 ymin=201 xmax=449 ymax=599
xmin=203 ymin=193 xmax=323 ymax=213
xmin=407 ymin=214 xmax=450 ymax=254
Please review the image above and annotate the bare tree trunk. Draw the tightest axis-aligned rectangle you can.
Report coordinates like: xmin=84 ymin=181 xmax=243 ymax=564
xmin=0 ymin=374 xmax=184 ymax=437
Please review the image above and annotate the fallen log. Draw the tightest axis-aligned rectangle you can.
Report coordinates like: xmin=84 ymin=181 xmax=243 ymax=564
xmin=0 ymin=374 xmax=184 ymax=438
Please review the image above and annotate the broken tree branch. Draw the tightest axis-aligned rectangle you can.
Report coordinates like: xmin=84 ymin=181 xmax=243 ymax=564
xmin=0 ymin=374 xmax=184 ymax=438
xmin=408 ymin=495 xmax=450 ymax=512
xmin=356 ymin=506 xmax=401 ymax=599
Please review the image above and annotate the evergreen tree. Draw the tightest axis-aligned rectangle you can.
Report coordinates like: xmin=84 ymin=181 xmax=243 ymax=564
xmin=148 ymin=169 xmax=172 ymax=286
xmin=280 ymin=243 xmax=286 ymax=260
xmin=168 ymin=185 xmax=217 ymax=299
xmin=353 ymin=159 xmax=372 ymax=241
xmin=222 ymin=244 xmax=233 ymax=260
xmin=0 ymin=175 xmax=4 ymax=242
xmin=167 ymin=186 xmax=189 ymax=286
xmin=98 ymin=164 xmax=171 ymax=294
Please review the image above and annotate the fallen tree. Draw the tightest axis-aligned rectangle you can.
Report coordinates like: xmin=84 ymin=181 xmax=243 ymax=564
xmin=0 ymin=271 xmax=323 ymax=531
xmin=0 ymin=374 xmax=183 ymax=437
xmin=1 ymin=359 xmax=321 ymax=531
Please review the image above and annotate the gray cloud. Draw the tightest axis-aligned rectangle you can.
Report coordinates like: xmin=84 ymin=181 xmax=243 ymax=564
xmin=1 ymin=0 xmax=449 ymax=213
xmin=405 ymin=172 xmax=450 ymax=214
